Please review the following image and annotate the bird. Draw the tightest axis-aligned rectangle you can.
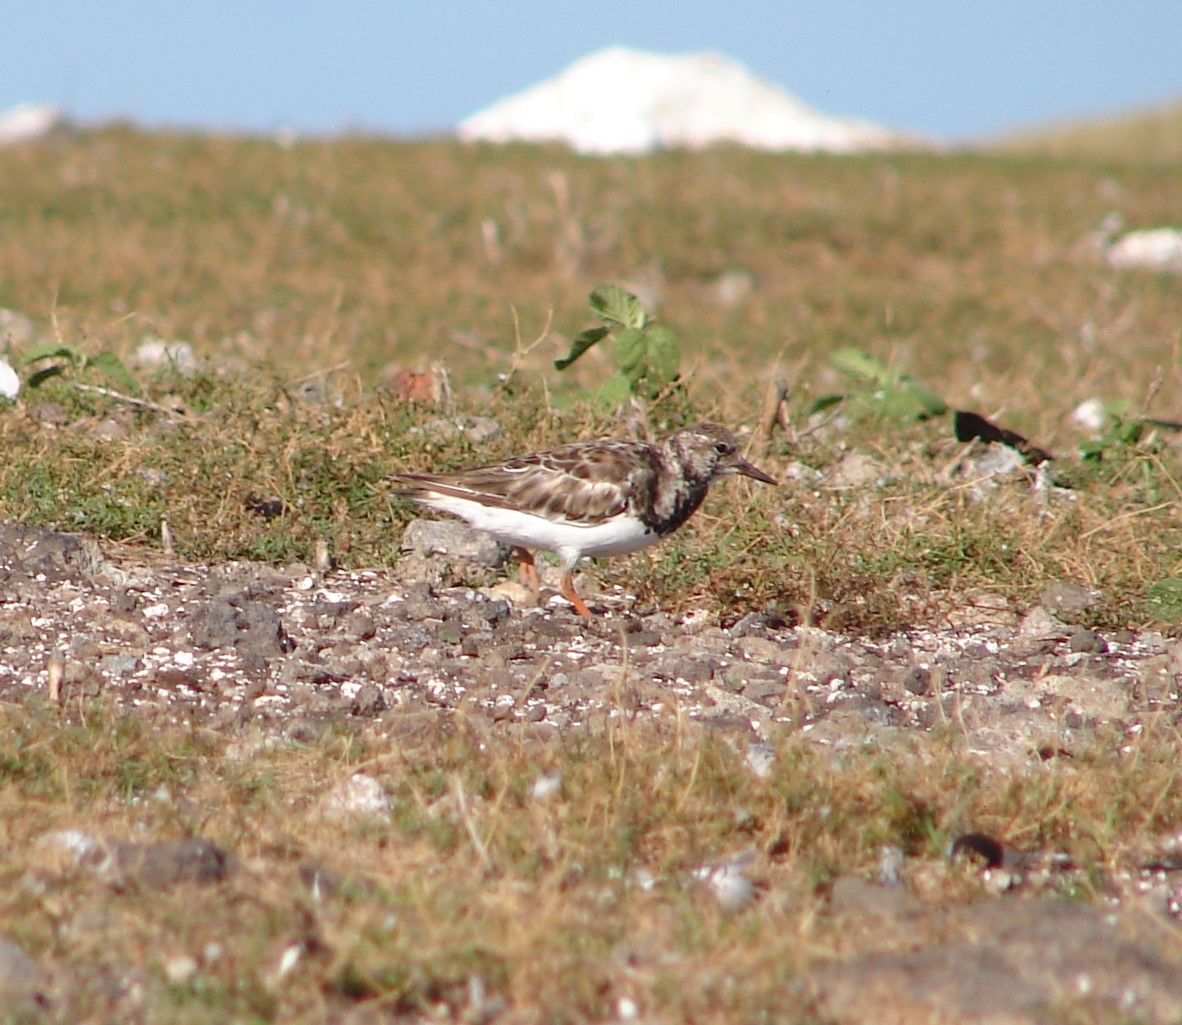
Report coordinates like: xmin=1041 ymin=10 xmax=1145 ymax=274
xmin=392 ymin=422 xmax=777 ymax=616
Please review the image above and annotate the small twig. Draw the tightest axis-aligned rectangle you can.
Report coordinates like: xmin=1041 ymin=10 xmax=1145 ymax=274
xmin=284 ymin=361 xmax=351 ymax=388
xmin=759 ymin=378 xmax=790 ymax=446
xmin=1140 ymin=365 xmax=1165 ymax=417
xmin=498 ymin=305 xmax=554 ymax=391
xmin=68 ymin=381 xmax=185 ymax=416
xmin=47 ymin=654 xmax=65 ymax=704
xmin=1079 ymin=501 xmax=1176 ymax=540
xmin=313 ymin=538 xmax=332 ymax=575
xmin=451 ymin=776 xmax=493 ymax=873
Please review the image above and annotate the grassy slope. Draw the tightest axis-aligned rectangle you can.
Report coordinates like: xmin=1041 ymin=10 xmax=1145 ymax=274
xmin=0 ymin=121 xmax=1181 ymax=1022
xmin=994 ymin=98 xmax=1182 ymax=164
xmin=2 ymin=127 xmax=1181 ymax=629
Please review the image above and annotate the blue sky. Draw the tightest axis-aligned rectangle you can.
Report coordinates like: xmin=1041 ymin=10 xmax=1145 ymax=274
xmin=5 ymin=1 xmax=1180 ymax=142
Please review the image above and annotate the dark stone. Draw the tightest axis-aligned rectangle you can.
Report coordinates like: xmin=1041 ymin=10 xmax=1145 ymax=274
xmin=1068 ymin=628 xmax=1108 ymax=654
xmin=0 ymin=523 xmax=107 ymax=583
xmin=341 ymin=609 xmax=377 ymax=640
xmin=189 ymin=598 xmax=292 ymax=657
xmin=351 ymin=684 xmax=387 ymax=717
xmin=110 ymin=589 xmax=139 ymax=615
xmin=114 ymin=838 xmax=233 ymax=888
xmin=900 ymin=666 xmax=931 ymax=695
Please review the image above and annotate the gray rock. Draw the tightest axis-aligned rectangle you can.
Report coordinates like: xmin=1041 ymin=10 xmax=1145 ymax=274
xmin=188 ymin=599 xmax=241 ymax=649
xmin=735 ymin=635 xmax=789 ymax=663
xmin=814 ymin=898 xmax=1182 ymax=1025
xmin=742 ymin=677 xmax=788 ymax=705
xmin=1039 ymin=581 xmax=1105 ymax=618
xmin=801 ymin=651 xmax=854 ymax=686
xmin=400 ymin=518 xmax=509 ymax=568
xmin=0 ymin=610 xmax=38 ymax=644
xmin=113 ymin=838 xmax=233 ymax=888
xmin=133 ymin=337 xmax=198 ymax=375
xmin=707 ymin=268 xmax=756 ymax=308
xmin=98 ymin=653 xmax=144 ymax=677
xmin=831 ymin=452 xmax=890 ymax=489
xmin=1017 ymin=607 xmax=1072 ymax=640
xmin=661 ymin=657 xmax=713 ymax=684
xmin=410 ymin=416 xmax=504 ymax=445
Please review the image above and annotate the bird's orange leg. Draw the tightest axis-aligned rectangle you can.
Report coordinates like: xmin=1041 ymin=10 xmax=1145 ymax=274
xmin=514 ymin=547 xmax=540 ymax=597
xmin=560 ymin=570 xmax=593 ymax=617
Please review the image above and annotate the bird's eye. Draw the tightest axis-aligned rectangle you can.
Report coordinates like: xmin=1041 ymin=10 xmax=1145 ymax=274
xmin=714 ymin=441 xmax=732 ymax=455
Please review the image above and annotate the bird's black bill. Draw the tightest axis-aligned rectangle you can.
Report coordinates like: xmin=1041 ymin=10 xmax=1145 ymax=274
xmin=735 ymin=459 xmax=778 ymax=486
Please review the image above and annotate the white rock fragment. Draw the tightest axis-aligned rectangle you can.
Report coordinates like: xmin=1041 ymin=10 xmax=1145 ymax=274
xmin=616 ymin=996 xmax=640 ymax=1020
xmin=1072 ymin=398 xmax=1112 ymax=433
xmin=877 ymin=845 xmax=905 ymax=887
xmin=745 ymin=742 xmax=776 ymax=780
xmin=134 ymin=337 xmax=198 ymax=375
xmin=320 ymin=773 xmax=392 ymax=821
xmin=696 ymin=850 xmax=758 ymax=913
xmin=1106 ymin=227 xmax=1182 ymax=273
xmin=275 ymin=942 xmax=303 ymax=981
xmin=36 ymin=828 xmax=103 ymax=869
xmin=530 ymin=771 xmax=562 ymax=801
xmin=631 ymin=867 xmax=658 ymax=892
xmin=164 ymin=954 xmax=199 ymax=984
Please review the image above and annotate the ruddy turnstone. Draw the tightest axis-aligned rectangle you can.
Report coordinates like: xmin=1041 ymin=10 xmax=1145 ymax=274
xmin=392 ymin=422 xmax=777 ymax=616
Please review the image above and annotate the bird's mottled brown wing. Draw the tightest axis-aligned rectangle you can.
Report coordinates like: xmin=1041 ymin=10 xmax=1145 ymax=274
xmin=393 ymin=440 xmax=659 ymax=525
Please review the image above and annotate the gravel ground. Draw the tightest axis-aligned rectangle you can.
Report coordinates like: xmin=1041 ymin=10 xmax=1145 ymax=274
xmin=2 ymin=520 xmax=1182 ymax=1023
xmin=1 ymin=521 xmax=1175 ymax=759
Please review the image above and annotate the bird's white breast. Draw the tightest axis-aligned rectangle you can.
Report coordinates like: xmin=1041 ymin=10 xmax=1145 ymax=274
xmin=420 ymin=495 xmax=658 ymax=566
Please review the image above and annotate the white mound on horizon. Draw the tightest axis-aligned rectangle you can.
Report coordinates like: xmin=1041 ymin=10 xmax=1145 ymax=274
xmin=458 ymin=47 xmax=915 ymax=155
xmin=0 ymin=103 xmax=64 ymax=145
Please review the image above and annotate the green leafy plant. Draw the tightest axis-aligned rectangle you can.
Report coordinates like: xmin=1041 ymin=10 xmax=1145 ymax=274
xmin=813 ymin=348 xmax=947 ymax=422
xmin=1074 ymin=403 xmax=1182 ymax=465
xmin=23 ymin=341 xmax=140 ymax=394
xmin=554 ymin=284 xmax=680 ymax=405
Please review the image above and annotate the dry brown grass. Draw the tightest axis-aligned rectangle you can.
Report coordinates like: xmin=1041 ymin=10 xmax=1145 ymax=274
xmin=2 ymin=699 xmax=1179 ymax=1022
xmin=993 ymin=99 xmax=1182 ymax=165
